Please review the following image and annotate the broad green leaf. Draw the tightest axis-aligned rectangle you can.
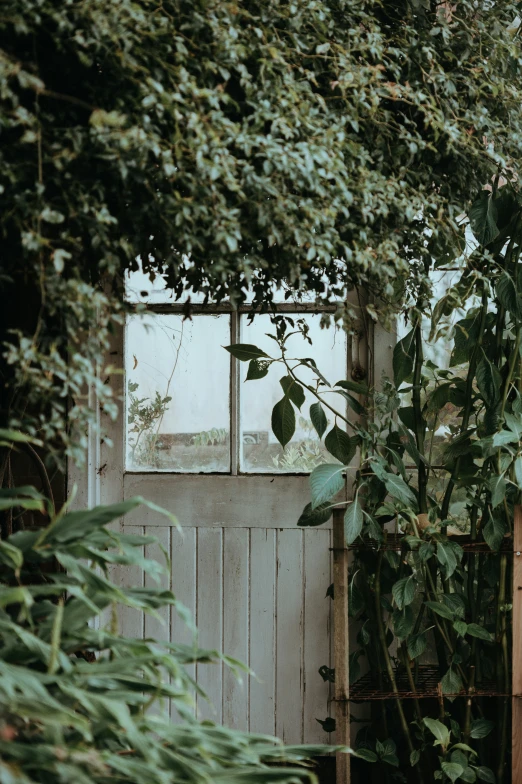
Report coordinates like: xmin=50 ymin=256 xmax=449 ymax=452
xmin=271 ymin=397 xmax=296 ymax=448
xmin=496 ymin=270 xmax=520 ymax=315
xmin=476 ymin=357 xmax=502 ymax=408
xmin=325 ymin=426 xmax=357 ymax=465
xmin=451 ymin=743 xmax=477 ymax=756
xmin=441 ymin=667 xmax=463 ymax=694
xmin=355 ymin=748 xmax=378 ymax=763
xmin=246 ymin=359 xmax=270 ymax=379
xmin=310 ymin=464 xmax=345 ymax=509
xmin=483 ymin=513 xmax=507 ymax=551
xmin=335 ymin=390 xmax=365 ymax=416
xmin=425 ymin=601 xmax=454 ymax=620
xmin=382 ymin=472 xmax=417 ymax=508
xmin=475 ymin=766 xmax=495 ymax=782
xmin=309 ymin=402 xmax=327 ymax=439
xmin=453 ymin=620 xmax=468 ymax=637
xmin=515 ymin=455 xmax=522 ymax=488
xmin=410 ymin=749 xmax=421 ymax=767
xmin=344 ymin=499 xmax=363 ymax=545
xmin=441 ymin=762 xmax=464 ymax=783
xmin=392 ymin=576 xmax=416 ymax=610
xmin=437 ymin=541 xmax=458 ymax=578
xmin=297 ymin=502 xmax=332 ymax=527
xmin=335 ymin=379 xmax=368 ymax=395
xmin=466 ymin=623 xmax=493 ymax=642
xmin=393 ymin=606 xmax=414 ymax=640
xmin=423 ymin=717 xmax=451 ymax=749
xmin=468 ymin=190 xmax=499 ymax=246
xmin=224 ymin=343 xmax=269 ymax=361
xmin=407 ymin=631 xmax=427 ymax=660
xmin=470 ymin=719 xmax=494 ymax=739
xmin=489 ymin=474 xmax=506 ymax=509
xmin=279 ymin=375 xmax=306 ymax=409
xmin=393 ymin=328 xmax=415 ymax=387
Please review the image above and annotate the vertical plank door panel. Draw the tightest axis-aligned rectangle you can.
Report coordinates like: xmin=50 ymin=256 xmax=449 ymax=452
xmin=170 ymin=527 xmax=197 ymax=720
xmin=119 ymin=524 xmax=144 ymax=640
xmin=303 ymin=528 xmax=332 ymax=743
xmin=223 ymin=528 xmax=249 ymax=729
xmin=196 ymin=527 xmax=223 ymax=723
xmin=249 ymin=528 xmax=276 ymax=736
xmin=512 ymin=506 xmax=522 ymax=783
xmin=276 ymin=528 xmax=304 ymax=744
xmin=333 ymin=508 xmax=350 ymax=784
xmin=144 ymin=527 xmax=171 ymax=718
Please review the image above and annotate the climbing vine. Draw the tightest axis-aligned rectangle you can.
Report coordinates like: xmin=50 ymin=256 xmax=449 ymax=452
xmin=228 ymin=180 xmax=522 ymax=782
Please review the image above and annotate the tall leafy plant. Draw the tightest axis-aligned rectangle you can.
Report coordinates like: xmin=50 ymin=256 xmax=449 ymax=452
xmin=227 ymin=181 xmax=522 ymax=782
xmin=0 ymin=477 xmax=343 ymax=784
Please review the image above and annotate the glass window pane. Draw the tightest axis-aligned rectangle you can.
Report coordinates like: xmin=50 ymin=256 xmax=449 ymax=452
xmin=125 ymin=314 xmax=230 ymax=472
xmin=239 ymin=314 xmax=347 ymax=473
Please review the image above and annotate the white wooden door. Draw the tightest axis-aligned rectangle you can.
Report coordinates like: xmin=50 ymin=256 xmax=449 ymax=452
xmin=99 ymin=292 xmax=361 ymax=744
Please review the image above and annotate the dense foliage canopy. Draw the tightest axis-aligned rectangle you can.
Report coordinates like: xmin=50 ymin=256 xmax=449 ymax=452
xmin=1 ymin=0 xmax=522 ymax=462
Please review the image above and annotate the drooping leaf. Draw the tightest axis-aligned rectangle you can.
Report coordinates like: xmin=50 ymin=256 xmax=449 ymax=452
xmin=441 ymin=667 xmax=463 ymax=694
xmin=441 ymin=762 xmax=465 ymax=783
xmin=309 ymin=403 xmax=328 ymax=439
xmin=436 ymin=541 xmax=459 ymax=578
xmin=334 ymin=379 xmax=368 ymax=395
xmin=470 ymin=719 xmax=494 ymax=739
xmin=224 ymin=344 xmax=270 ymax=361
xmin=392 ymin=576 xmax=416 ymax=610
xmin=355 ymin=748 xmax=378 ymax=763
xmin=393 ymin=606 xmax=414 ymax=640
xmin=381 ymin=472 xmax=417 ymax=508
xmin=423 ymin=717 xmax=451 ymax=749
xmin=468 ymin=190 xmax=499 ymax=246
xmin=475 ymin=767 xmax=495 ymax=782
xmin=466 ymin=623 xmax=493 ymax=642
xmin=407 ymin=631 xmax=428 ymax=660
xmin=496 ymin=270 xmax=521 ymax=316
xmin=344 ymin=499 xmax=363 ymax=545
xmin=393 ymin=328 xmax=415 ymax=387
xmin=246 ymin=359 xmax=271 ymax=380
xmin=425 ymin=601 xmax=454 ymax=620
xmin=271 ymin=397 xmax=296 ymax=448
xmin=280 ymin=376 xmax=306 ymax=410
xmin=297 ymin=502 xmax=333 ymax=527
xmin=325 ymin=426 xmax=357 ymax=465
xmin=310 ymin=464 xmax=345 ymax=509
xmin=476 ymin=356 xmax=502 ymax=408
xmin=483 ymin=513 xmax=507 ymax=551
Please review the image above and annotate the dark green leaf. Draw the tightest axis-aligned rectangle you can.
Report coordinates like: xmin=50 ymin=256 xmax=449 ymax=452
xmin=470 ymin=719 xmax=494 ymax=739
xmin=344 ymin=499 xmax=363 ymax=545
xmin=466 ymin=623 xmax=493 ymax=642
xmin=224 ymin=344 xmax=269 ymax=361
xmin=392 ymin=576 xmax=416 ymax=610
xmin=437 ymin=541 xmax=459 ymax=578
xmin=476 ymin=357 xmax=502 ymax=408
xmin=325 ymin=426 xmax=357 ymax=464
xmin=279 ymin=376 xmax=306 ymax=409
xmin=334 ymin=380 xmax=368 ymax=395
xmin=475 ymin=767 xmax=495 ymax=783
xmin=393 ymin=606 xmax=414 ymax=640
xmin=425 ymin=601 xmax=454 ymax=620
xmin=309 ymin=403 xmax=328 ymax=439
xmin=469 ymin=191 xmax=499 ymax=246
xmin=271 ymin=397 xmax=296 ymax=448
xmin=393 ymin=329 xmax=415 ymax=387
xmin=441 ymin=667 xmax=463 ymax=694
xmin=355 ymin=748 xmax=378 ymax=763
xmin=441 ymin=762 xmax=464 ymax=783
xmin=297 ymin=502 xmax=332 ymax=527
xmin=483 ymin=513 xmax=507 ymax=551
xmin=407 ymin=631 xmax=428 ymax=660
xmin=246 ymin=359 xmax=271 ymax=380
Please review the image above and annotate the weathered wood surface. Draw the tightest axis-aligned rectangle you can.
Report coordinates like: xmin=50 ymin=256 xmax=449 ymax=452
xmin=513 ymin=505 xmax=522 ymax=782
xmin=333 ymin=508 xmax=350 ymax=784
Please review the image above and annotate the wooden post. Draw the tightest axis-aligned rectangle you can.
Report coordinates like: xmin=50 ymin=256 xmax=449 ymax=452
xmin=333 ymin=507 xmax=350 ymax=783
xmin=513 ymin=506 xmax=522 ymax=782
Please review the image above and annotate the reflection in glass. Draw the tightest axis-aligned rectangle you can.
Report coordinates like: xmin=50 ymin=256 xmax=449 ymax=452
xmin=125 ymin=314 xmax=230 ymax=472
xmin=240 ymin=315 xmax=347 ymax=473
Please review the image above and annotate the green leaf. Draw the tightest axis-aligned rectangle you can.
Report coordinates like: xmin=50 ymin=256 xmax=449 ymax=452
xmin=496 ymin=270 xmax=520 ymax=315
xmin=325 ymin=426 xmax=357 ymax=464
xmin=224 ymin=344 xmax=269 ymax=361
xmin=381 ymin=472 xmax=417 ymax=507
xmin=437 ymin=541 xmax=458 ymax=578
xmin=309 ymin=402 xmax=328 ymax=439
xmin=393 ymin=328 xmax=415 ymax=387
xmin=246 ymin=359 xmax=271 ymax=379
xmin=407 ymin=631 xmax=428 ymax=660
xmin=279 ymin=376 xmax=306 ymax=409
xmin=476 ymin=357 xmax=502 ymax=408
xmin=459 ymin=767 xmax=477 ymax=782
xmin=335 ymin=379 xmax=368 ymax=395
xmin=475 ymin=766 xmax=495 ymax=782
xmin=355 ymin=748 xmax=378 ymax=763
xmin=469 ymin=190 xmax=499 ymax=246
xmin=515 ymin=456 xmax=522 ymax=488
xmin=410 ymin=749 xmax=421 ymax=767
xmin=271 ymin=397 xmax=296 ymax=448
xmin=426 ymin=601 xmax=454 ymax=620
xmin=483 ymin=513 xmax=507 ymax=551
xmin=393 ymin=606 xmax=414 ymax=640
xmin=310 ymin=464 xmax=345 ymax=509
xmin=0 ymin=429 xmax=43 ymax=447
xmin=453 ymin=620 xmax=468 ymax=638
xmin=441 ymin=762 xmax=464 ymax=783
xmin=466 ymin=623 xmax=493 ymax=642
xmin=344 ymin=499 xmax=363 ymax=545
xmin=470 ymin=719 xmax=494 ymax=739
xmin=441 ymin=667 xmax=463 ymax=694
xmin=423 ymin=717 xmax=451 ymax=749
xmin=392 ymin=576 xmax=416 ymax=610
xmin=489 ymin=474 xmax=506 ymax=509
xmin=297 ymin=502 xmax=332 ymax=527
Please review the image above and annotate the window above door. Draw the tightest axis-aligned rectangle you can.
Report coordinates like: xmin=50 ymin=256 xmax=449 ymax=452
xmin=125 ymin=308 xmax=348 ymax=475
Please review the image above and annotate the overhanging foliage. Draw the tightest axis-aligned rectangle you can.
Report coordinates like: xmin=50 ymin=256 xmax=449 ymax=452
xmin=1 ymin=1 xmax=522 ymax=462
